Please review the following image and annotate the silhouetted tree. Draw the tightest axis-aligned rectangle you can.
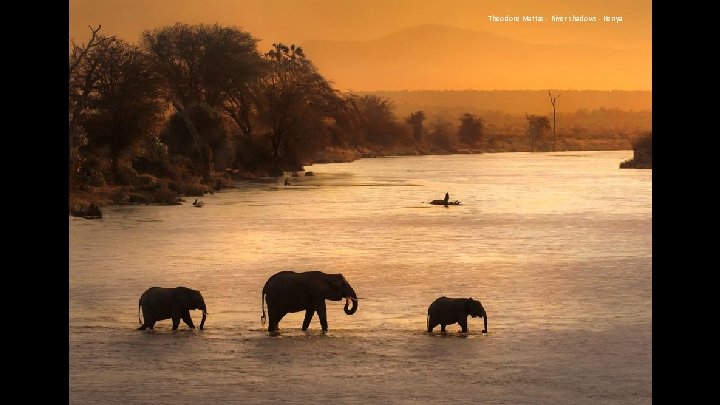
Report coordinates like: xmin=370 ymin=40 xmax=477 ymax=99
xmin=69 ymin=26 xmax=116 ymax=186
xmin=548 ymin=91 xmax=561 ymax=151
xmin=620 ymin=131 xmax=652 ymax=168
xmin=161 ymin=104 xmax=234 ymax=171
xmin=429 ymin=118 xmax=454 ymax=150
xmin=458 ymin=113 xmax=485 ymax=147
xmin=406 ymin=111 xmax=426 ymax=143
xmin=223 ymin=80 xmax=265 ymax=139
xmin=259 ymin=43 xmax=342 ymax=171
xmin=81 ymin=39 xmax=165 ymax=180
xmin=525 ymin=113 xmax=551 ymax=152
xmin=69 ymin=25 xmax=109 ymax=75
xmin=326 ymin=94 xmax=364 ymax=146
xmin=632 ymin=130 xmax=652 ymax=163
xmin=141 ymin=23 xmax=264 ymax=180
xmin=353 ymin=95 xmax=407 ymax=146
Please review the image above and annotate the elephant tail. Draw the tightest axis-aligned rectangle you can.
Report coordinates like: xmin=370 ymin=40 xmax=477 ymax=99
xmin=261 ymin=291 xmax=266 ymax=325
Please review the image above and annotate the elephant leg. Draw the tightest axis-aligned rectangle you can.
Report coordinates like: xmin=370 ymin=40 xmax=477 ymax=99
xmin=316 ymin=301 xmax=328 ymax=331
xmin=428 ymin=321 xmax=438 ymax=333
xmin=268 ymin=314 xmax=278 ymax=332
xmin=267 ymin=314 xmax=276 ymax=332
xmin=181 ymin=310 xmax=196 ymax=329
xmin=268 ymin=312 xmax=284 ymax=332
xmin=172 ymin=316 xmax=181 ymax=330
xmin=440 ymin=324 xmax=447 ymax=333
xmin=266 ymin=304 xmax=276 ymax=332
xmin=137 ymin=324 xmax=148 ymax=331
xmin=459 ymin=317 xmax=469 ymax=333
xmin=277 ymin=312 xmax=288 ymax=330
xmin=302 ymin=308 xmax=315 ymax=331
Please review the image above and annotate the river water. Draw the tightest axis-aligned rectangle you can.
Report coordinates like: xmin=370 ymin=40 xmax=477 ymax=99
xmin=69 ymin=151 xmax=651 ymax=404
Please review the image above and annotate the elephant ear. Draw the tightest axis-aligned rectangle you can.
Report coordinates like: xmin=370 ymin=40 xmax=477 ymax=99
xmin=309 ymin=273 xmax=342 ymax=299
xmin=331 ymin=275 xmax=343 ymax=293
xmin=173 ymin=287 xmax=191 ymax=309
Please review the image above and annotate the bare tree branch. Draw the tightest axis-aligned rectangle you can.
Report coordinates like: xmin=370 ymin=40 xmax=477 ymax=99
xmin=69 ymin=25 xmax=116 ymax=76
xmin=548 ymin=91 xmax=560 ymax=151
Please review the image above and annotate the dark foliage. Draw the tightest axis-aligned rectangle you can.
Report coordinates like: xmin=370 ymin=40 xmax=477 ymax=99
xmin=458 ymin=113 xmax=485 ymax=146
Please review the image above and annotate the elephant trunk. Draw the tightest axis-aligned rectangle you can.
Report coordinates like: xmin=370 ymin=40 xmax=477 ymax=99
xmin=200 ymin=303 xmax=207 ymax=330
xmin=344 ymin=292 xmax=358 ymax=315
xmin=482 ymin=311 xmax=488 ymax=333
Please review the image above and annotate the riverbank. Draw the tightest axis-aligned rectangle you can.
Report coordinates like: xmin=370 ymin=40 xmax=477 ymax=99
xmin=619 ymin=131 xmax=652 ymax=169
xmin=312 ymin=135 xmax=631 ymax=164
xmin=70 ymin=137 xmax=634 ymax=214
xmin=69 ymin=172 xmax=236 ymax=214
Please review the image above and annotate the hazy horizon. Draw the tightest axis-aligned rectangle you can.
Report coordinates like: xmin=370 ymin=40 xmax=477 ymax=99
xmin=70 ymin=0 xmax=652 ymax=92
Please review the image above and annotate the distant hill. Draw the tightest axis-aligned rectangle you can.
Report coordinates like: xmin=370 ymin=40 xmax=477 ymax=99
xmin=352 ymin=90 xmax=652 ymax=117
xmin=302 ymin=24 xmax=651 ymax=91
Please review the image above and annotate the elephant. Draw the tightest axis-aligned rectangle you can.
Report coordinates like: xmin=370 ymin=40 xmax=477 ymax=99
xmin=137 ymin=286 xmax=207 ymax=330
xmin=427 ymin=296 xmax=487 ymax=333
xmin=261 ymin=271 xmax=358 ymax=332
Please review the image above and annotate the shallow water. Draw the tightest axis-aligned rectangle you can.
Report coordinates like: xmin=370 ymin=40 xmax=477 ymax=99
xmin=69 ymin=151 xmax=651 ymax=404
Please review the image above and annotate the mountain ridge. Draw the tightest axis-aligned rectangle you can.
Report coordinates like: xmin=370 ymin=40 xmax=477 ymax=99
xmin=301 ymin=24 xmax=651 ymax=91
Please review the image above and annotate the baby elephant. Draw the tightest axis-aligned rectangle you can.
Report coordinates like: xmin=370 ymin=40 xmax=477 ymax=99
xmin=138 ymin=286 xmax=207 ymax=330
xmin=427 ymin=296 xmax=487 ymax=333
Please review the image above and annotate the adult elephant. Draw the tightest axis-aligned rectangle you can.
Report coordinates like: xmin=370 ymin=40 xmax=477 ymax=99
xmin=137 ymin=286 xmax=207 ymax=330
xmin=427 ymin=296 xmax=487 ymax=333
xmin=261 ymin=271 xmax=358 ymax=332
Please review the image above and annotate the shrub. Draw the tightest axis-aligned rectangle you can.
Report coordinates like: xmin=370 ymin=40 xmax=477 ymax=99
xmin=114 ymin=165 xmax=138 ymax=186
xmin=151 ymin=183 xmax=180 ymax=205
xmin=180 ymin=182 xmax=210 ymax=196
xmin=127 ymin=193 xmax=150 ymax=204
xmin=134 ymin=174 xmax=160 ymax=188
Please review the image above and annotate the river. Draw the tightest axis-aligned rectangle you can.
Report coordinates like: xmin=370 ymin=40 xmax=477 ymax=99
xmin=69 ymin=150 xmax=652 ymax=404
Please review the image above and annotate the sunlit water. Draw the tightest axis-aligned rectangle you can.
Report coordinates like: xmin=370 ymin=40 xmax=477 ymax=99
xmin=70 ymin=151 xmax=651 ymax=404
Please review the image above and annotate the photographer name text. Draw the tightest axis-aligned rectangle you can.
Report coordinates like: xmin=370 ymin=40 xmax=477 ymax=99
xmin=488 ymin=14 xmax=623 ymax=23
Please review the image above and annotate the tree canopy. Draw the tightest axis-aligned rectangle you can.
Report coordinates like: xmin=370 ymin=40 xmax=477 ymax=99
xmin=259 ymin=43 xmax=342 ymax=171
xmin=525 ymin=114 xmax=551 ymax=152
xmin=458 ymin=113 xmax=485 ymax=146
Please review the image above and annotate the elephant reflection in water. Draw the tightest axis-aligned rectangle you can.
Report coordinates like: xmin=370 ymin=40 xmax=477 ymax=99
xmin=137 ymin=286 xmax=207 ymax=330
xmin=261 ymin=271 xmax=358 ymax=332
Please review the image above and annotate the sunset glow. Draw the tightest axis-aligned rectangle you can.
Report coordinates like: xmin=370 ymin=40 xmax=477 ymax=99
xmin=70 ymin=2 xmax=652 ymax=402
xmin=70 ymin=0 xmax=651 ymax=91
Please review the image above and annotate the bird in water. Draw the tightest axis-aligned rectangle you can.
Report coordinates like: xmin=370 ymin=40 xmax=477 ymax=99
xmin=193 ymin=198 xmax=205 ymax=207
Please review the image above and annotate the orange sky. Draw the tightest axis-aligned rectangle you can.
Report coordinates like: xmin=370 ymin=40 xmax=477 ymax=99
xmin=70 ymin=0 xmax=652 ymax=91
